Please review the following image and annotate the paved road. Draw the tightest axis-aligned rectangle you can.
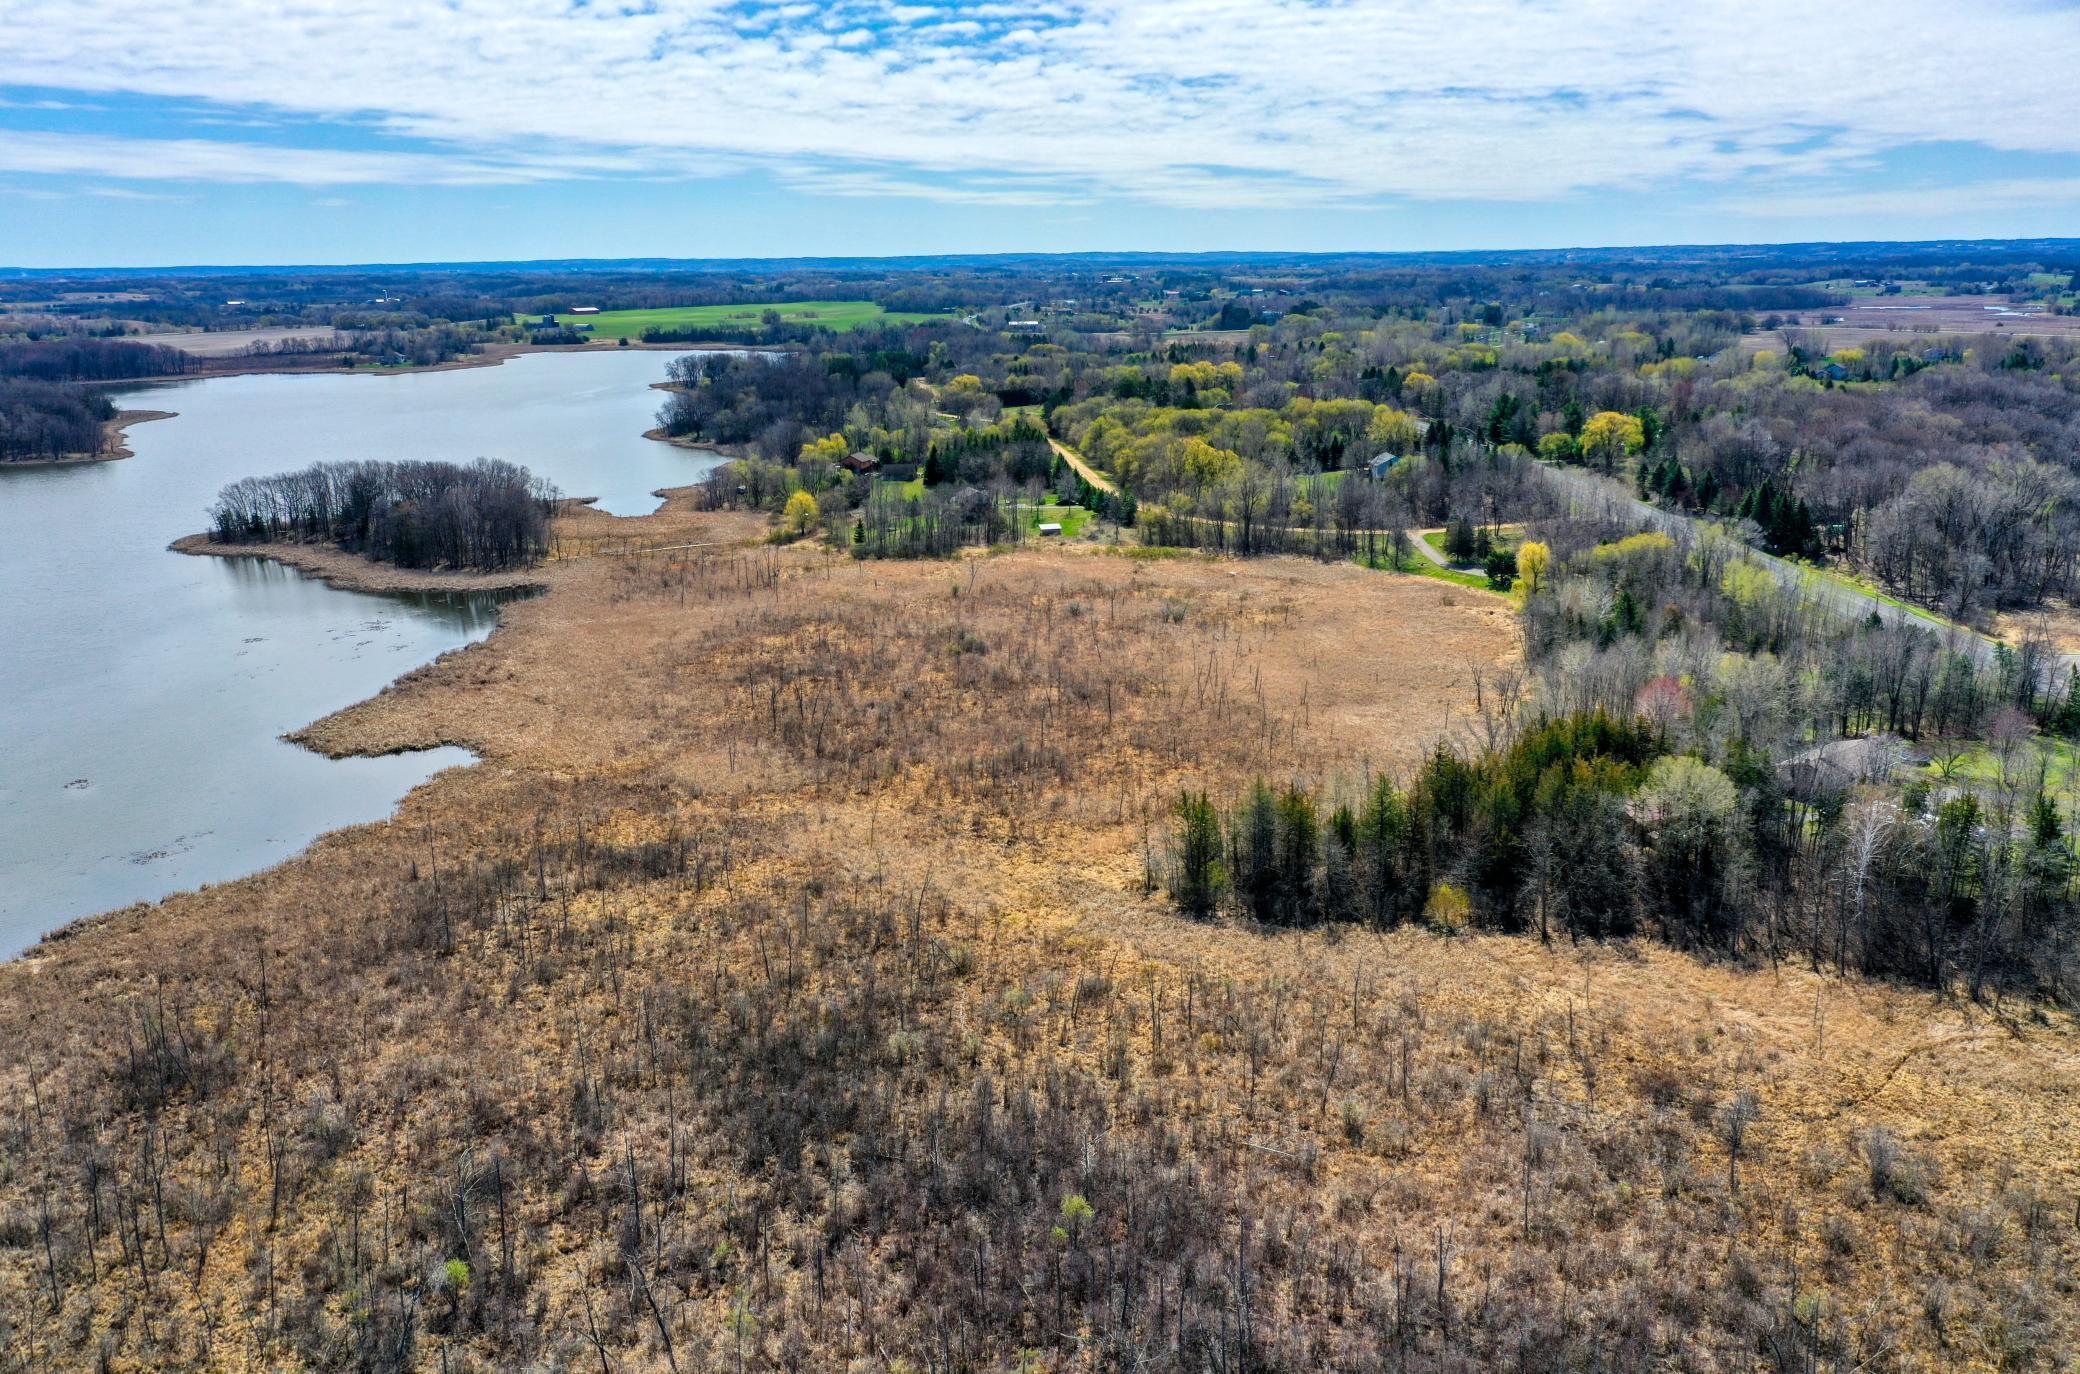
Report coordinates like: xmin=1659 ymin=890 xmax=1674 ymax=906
xmin=1404 ymin=527 xmax=1461 ymax=571
xmin=1529 ymin=463 xmax=2059 ymax=675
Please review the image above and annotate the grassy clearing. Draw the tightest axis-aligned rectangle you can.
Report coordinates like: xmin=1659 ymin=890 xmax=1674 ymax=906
xmin=862 ymin=484 xmax=1093 ymax=541
xmin=1408 ymin=559 xmax=1503 ymax=592
xmin=1366 ymin=550 xmax=1505 ymax=593
xmin=522 ymin=299 xmax=939 ymax=338
xmin=1922 ymin=735 xmax=2080 ymax=793
xmin=1026 ymin=502 xmax=1094 ymax=538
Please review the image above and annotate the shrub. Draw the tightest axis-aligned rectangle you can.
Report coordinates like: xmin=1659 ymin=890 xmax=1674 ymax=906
xmin=1424 ymin=881 xmax=1472 ymax=935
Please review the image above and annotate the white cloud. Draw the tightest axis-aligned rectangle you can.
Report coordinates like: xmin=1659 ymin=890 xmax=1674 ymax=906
xmin=0 ymin=1 xmax=2074 ymax=209
xmin=0 ymin=130 xmax=642 ymax=185
xmin=82 ymin=185 xmax=186 ymax=200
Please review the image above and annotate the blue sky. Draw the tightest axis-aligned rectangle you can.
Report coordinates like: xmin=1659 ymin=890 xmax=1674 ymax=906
xmin=3 ymin=1 xmax=2079 ymax=267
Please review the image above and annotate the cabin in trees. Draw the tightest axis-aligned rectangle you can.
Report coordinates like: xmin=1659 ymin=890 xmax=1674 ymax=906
xmin=840 ymin=452 xmax=880 ymax=475
xmin=1367 ymin=451 xmax=1405 ymax=480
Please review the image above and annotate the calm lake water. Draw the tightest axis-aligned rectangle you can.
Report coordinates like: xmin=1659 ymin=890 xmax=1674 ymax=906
xmin=0 ymin=349 xmax=724 ymax=957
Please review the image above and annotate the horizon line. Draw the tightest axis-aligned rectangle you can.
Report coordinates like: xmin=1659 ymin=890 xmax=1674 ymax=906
xmin=8 ymin=235 xmax=2080 ymax=277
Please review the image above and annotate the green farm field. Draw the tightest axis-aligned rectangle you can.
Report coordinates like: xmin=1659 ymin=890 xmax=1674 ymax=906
xmin=522 ymin=299 xmax=940 ymax=338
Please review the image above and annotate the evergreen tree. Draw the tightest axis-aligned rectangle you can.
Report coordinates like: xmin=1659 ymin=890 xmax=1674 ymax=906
xmin=1233 ymin=782 xmax=1281 ymax=925
xmin=1172 ymin=793 xmax=1226 ymax=919
xmin=1274 ymin=787 xmax=1320 ymax=925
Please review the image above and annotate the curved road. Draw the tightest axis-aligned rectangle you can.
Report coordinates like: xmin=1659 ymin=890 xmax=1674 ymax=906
xmin=1529 ymin=462 xmax=2060 ymax=675
xmin=1037 ymin=441 xmax=2059 ymax=680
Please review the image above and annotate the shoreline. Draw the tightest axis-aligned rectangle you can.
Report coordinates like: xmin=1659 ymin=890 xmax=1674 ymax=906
xmin=0 ymin=408 xmax=178 ymax=467
xmin=172 ymin=336 xmax=792 ymax=382
xmin=20 ymin=373 xmax=729 ymax=957
xmin=104 ymin=408 xmax=177 ymax=459
xmin=641 ymin=426 xmax=742 ymax=457
xmin=169 ymin=531 xmax=555 ymax=596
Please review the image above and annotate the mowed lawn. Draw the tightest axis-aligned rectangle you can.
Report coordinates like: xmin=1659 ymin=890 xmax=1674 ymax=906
xmin=522 ymin=300 xmax=940 ymax=337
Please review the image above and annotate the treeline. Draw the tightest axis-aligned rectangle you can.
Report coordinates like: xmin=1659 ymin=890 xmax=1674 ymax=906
xmin=655 ymin=326 xmax=1054 ymax=465
xmin=1138 ymin=443 xmax=1555 ymax=560
xmin=1614 ymin=343 xmax=2080 ymax=618
xmin=0 ymin=342 xmax=185 ymax=461
xmin=1518 ymin=514 xmax=2065 ymax=740
xmin=0 ymin=379 xmax=116 ymax=461
xmin=851 ymin=483 xmax=1028 ymax=558
xmin=658 ymin=350 xmax=869 ymax=457
xmin=697 ymin=439 xmax=1109 ymax=560
xmin=0 ymin=337 xmax=192 ymax=381
xmin=208 ymin=459 xmax=558 ymax=569
xmin=1172 ymin=710 xmax=2080 ymax=1001
xmin=641 ymin=320 xmax=835 ymax=346
xmin=340 ymin=325 xmax=483 ymax=368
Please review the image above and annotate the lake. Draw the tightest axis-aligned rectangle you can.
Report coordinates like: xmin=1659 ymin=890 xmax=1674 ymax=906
xmin=0 ymin=349 xmax=725 ymax=958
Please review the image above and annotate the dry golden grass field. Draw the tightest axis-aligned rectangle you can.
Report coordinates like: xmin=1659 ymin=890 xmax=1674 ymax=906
xmin=1 ymin=493 xmax=2075 ymax=1372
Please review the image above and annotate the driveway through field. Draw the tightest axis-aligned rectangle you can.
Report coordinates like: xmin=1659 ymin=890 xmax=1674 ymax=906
xmin=1048 ymin=438 xmax=1117 ymax=495
xmin=1405 ymin=529 xmax=1459 ymax=570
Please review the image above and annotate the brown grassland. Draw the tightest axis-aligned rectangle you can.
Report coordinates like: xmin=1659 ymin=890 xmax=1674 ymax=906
xmin=1 ymin=493 xmax=2076 ymax=1372
xmin=1738 ymin=295 xmax=2080 ymax=355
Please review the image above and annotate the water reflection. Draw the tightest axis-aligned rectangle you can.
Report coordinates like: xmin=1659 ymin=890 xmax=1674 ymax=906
xmin=0 ymin=350 xmax=709 ymax=957
xmin=208 ymin=553 xmax=528 ymax=635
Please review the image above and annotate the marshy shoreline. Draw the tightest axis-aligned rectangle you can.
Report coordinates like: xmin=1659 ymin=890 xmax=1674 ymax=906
xmin=169 ymin=531 xmax=556 ymax=597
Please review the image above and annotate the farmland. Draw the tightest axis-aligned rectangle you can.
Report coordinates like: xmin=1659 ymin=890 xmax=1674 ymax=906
xmin=1739 ymin=293 xmax=2080 ymax=352
xmin=522 ymin=299 xmax=941 ymax=338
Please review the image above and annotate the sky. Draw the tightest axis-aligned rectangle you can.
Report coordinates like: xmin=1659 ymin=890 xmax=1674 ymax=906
xmin=3 ymin=1 xmax=2080 ymax=268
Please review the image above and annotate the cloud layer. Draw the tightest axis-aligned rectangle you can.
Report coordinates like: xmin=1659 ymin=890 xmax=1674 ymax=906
xmin=3 ymin=1 xmax=2077 ymax=210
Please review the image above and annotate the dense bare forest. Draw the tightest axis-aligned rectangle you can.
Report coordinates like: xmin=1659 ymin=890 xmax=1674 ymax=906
xmin=0 ymin=339 xmax=193 ymax=383
xmin=0 ymin=339 xmax=189 ymax=461
xmin=208 ymin=460 xmax=559 ymax=570
xmin=0 ymin=379 xmax=115 ymax=461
